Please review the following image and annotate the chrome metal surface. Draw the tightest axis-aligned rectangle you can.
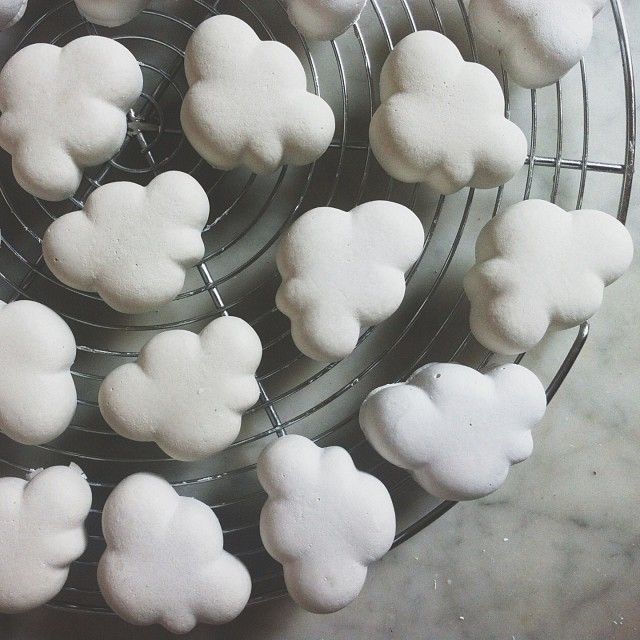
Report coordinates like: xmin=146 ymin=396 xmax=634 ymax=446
xmin=0 ymin=0 xmax=634 ymax=612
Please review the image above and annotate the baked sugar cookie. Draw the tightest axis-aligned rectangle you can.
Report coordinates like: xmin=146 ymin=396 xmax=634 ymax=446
xmin=360 ymin=363 xmax=547 ymax=501
xmin=98 ymin=316 xmax=262 ymax=460
xmin=43 ymin=172 xmax=209 ymax=314
xmin=0 ymin=36 xmax=142 ymax=201
xmin=74 ymin=0 xmax=151 ymax=27
xmin=98 ymin=473 xmax=251 ymax=633
xmin=369 ymin=30 xmax=527 ymax=194
xmin=0 ymin=300 xmax=77 ymax=445
xmin=0 ymin=464 xmax=92 ymax=613
xmin=469 ymin=0 xmax=606 ymax=88
xmin=181 ymin=15 xmax=335 ymax=174
xmin=285 ymin=0 xmax=367 ymax=40
xmin=464 ymin=200 xmax=633 ymax=355
xmin=0 ymin=0 xmax=28 ymax=29
xmin=258 ymin=435 xmax=395 ymax=613
xmin=276 ymin=201 xmax=424 ymax=362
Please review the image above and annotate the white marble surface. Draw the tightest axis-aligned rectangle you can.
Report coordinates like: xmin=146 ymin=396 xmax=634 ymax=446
xmin=1 ymin=1 xmax=639 ymax=639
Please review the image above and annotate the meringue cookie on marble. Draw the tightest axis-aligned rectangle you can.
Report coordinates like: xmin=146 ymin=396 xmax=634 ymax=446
xmin=0 ymin=36 xmax=143 ymax=201
xmin=74 ymin=0 xmax=151 ymax=27
xmin=360 ymin=363 xmax=547 ymax=501
xmin=469 ymin=0 xmax=606 ymax=89
xmin=369 ymin=30 xmax=527 ymax=194
xmin=464 ymin=200 xmax=634 ymax=355
xmin=42 ymin=172 xmax=209 ymax=314
xmin=181 ymin=14 xmax=335 ymax=174
xmin=98 ymin=316 xmax=262 ymax=461
xmin=276 ymin=201 xmax=424 ymax=362
xmin=0 ymin=300 xmax=77 ymax=445
xmin=258 ymin=434 xmax=396 ymax=613
xmin=285 ymin=0 xmax=368 ymax=40
xmin=0 ymin=0 xmax=28 ymax=30
xmin=0 ymin=464 xmax=92 ymax=614
xmin=98 ymin=473 xmax=251 ymax=633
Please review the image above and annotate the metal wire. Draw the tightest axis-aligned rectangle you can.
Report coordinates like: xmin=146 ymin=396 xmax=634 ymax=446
xmin=0 ymin=0 xmax=634 ymax=613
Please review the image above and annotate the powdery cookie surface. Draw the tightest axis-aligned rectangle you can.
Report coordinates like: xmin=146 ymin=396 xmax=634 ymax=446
xmin=285 ymin=0 xmax=367 ymax=40
xmin=464 ymin=200 xmax=633 ymax=355
xmin=0 ymin=300 xmax=77 ymax=445
xmin=276 ymin=201 xmax=424 ymax=362
xmin=99 ymin=316 xmax=262 ymax=461
xmin=469 ymin=0 xmax=606 ymax=89
xmin=0 ymin=464 xmax=92 ymax=613
xmin=360 ymin=363 xmax=547 ymax=501
xmin=98 ymin=473 xmax=251 ymax=633
xmin=0 ymin=0 xmax=28 ymax=29
xmin=0 ymin=36 xmax=142 ymax=201
xmin=42 ymin=172 xmax=209 ymax=314
xmin=181 ymin=15 xmax=335 ymax=174
xmin=74 ymin=0 xmax=151 ymax=27
xmin=369 ymin=30 xmax=527 ymax=194
xmin=258 ymin=434 xmax=396 ymax=613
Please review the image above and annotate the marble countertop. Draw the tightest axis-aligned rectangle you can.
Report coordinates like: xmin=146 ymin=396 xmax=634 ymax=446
xmin=1 ymin=1 xmax=638 ymax=639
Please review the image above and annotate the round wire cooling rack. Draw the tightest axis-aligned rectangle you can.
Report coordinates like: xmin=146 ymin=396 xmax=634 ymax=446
xmin=0 ymin=0 xmax=635 ymax=615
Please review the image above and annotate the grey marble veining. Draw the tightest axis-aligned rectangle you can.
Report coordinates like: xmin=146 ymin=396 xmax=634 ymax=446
xmin=1 ymin=1 xmax=639 ymax=638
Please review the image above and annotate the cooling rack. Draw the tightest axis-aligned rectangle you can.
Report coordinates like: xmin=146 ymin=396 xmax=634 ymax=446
xmin=0 ymin=0 xmax=635 ymax=614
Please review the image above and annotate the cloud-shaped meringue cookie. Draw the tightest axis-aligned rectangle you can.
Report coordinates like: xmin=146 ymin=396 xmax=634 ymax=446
xmin=369 ymin=30 xmax=527 ymax=195
xmin=0 ymin=464 xmax=92 ymax=614
xmin=469 ymin=0 xmax=606 ymax=89
xmin=0 ymin=300 xmax=77 ymax=445
xmin=99 ymin=316 xmax=262 ymax=460
xmin=74 ymin=0 xmax=150 ymax=27
xmin=98 ymin=473 xmax=251 ymax=633
xmin=0 ymin=0 xmax=28 ymax=30
xmin=463 ymin=200 xmax=634 ymax=355
xmin=258 ymin=434 xmax=396 ymax=613
xmin=0 ymin=36 xmax=142 ymax=201
xmin=181 ymin=15 xmax=335 ymax=174
xmin=276 ymin=201 xmax=424 ymax=362
xmin=285 ymin=0 xmax=368 ymax=40
xmin=360 ymin=363 xmax=547 ymax=501
xmin=42 ymin=172 xmax=209 ymax=314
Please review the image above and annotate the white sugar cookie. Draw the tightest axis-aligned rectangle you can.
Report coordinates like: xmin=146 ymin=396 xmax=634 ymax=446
xmin=181 ymin=15 xmax=335 ymax=174
xmin=469 ymin=0 xmax=606 ymax=88
xmin=0 ymin=0 xmax=28 ymax=29
xmin=43 ymin=172 xmax=209 ymax=314
xmin=98 ymin=473 xmax=251 ymax=633
xmin=285 ymin=0 xmax=367 ymax=40
xmin=258 ymin=435 xmax=396 ymax=613
xmin=74 ymin=0 xmax=151 ymax=27
xmin=276 ymin=201 xmax=424 ymax=362
xmin=360 ymin=363 xmax=547 ymax=501
xmin=464 ymin=200 xmax=634 ymax=355
xmin=0 ymin=300 xmax=77 ymax=445
xmin=0 ymin=464 xmax=92 ymax=613
xmin=99 ymin=316 xmax=262 ymax=460
xmin=369 ymin=30 xmax=527 ymax=194
xmin=0 ymin=36 xmax=142 ymax=201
